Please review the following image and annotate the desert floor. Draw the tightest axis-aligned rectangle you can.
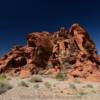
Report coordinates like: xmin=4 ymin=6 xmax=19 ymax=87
xmin=0 ymin=75 xmax=100 ymax=100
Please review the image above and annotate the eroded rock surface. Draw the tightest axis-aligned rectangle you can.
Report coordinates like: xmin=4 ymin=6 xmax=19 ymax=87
xmin=0 ymin=32 xmax=53 ymax=78
xmin=0 ymin=23 xmax=100 ymax=81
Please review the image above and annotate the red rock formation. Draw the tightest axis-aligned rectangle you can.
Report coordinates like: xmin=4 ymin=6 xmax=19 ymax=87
xmin=0 ymin=32 xmax=53 ymax=78
xmin=0 ymin=23 xmax=100 ymax=81
xmin=67 ymin=24 xmax=100 ymax=82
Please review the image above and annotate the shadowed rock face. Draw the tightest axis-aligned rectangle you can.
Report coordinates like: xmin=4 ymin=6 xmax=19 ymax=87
xmin=27 ymin=32 xmax=53 ymax=68
xmin=0 ymin=23 xmax=100 ymax=81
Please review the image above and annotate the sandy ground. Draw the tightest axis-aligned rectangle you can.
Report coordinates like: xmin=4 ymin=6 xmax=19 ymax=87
xmin=0 ymin=76 xmax=100 ymax=100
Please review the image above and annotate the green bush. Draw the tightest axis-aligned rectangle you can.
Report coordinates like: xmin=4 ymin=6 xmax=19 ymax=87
xmin=29 ymin=75 xmax=43 ymax=83
xmin=55 ymin=71 xmax=66 ymax=81
xmin=0 ymin=74 xmax=6 ymax=81
xmin=74 ymin=78 xmax=81 ymax=84
xmin=0 ymin=74 xmax=12 ymax=94
xmin=19 ymin=81 xmax=29 ymax=87
xmin=0 ymin=80 xmax=12 ymax=94
xmin=34 ymin=84 xmax=39 ymax=89
xmin=86 ymin=84 xmax=93 ymax=88
xmin=69 ymin=83 xmax=76 ymax=90
xmin=44 ymin=82 xmax=51 ymax=89
xmin=78 ymin=91 xmax=87 ymax=96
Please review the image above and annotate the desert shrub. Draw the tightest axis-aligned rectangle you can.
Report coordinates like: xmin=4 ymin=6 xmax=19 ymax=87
xmin=74 ymin=78 xmax=81 ymax=84
xmin=91 ymin=90 xmax=96 ymax=93
xmin=55 ymin=71 xmax=67 ymax=81
xmin=44 ymin=82 xmax=51 ymax=89
xmin=19 ymin=81 xmax=29 ymax=87
xmin=0 ymin=74 xmax=6 ymax=81
xmin=69 ymin=83 xmax=76 ymax=90
xmin=0 ymin=75 xmax=12 ymax=94
xmin=78 ymin=91 xmax=87 ymax=96
xmin=34 ymin=84 xmax=39 ymax=89
xmin=86 ymin=84 xmax=93 ymax=88
xmin=29 ymin=75 xmax=43 ymax=83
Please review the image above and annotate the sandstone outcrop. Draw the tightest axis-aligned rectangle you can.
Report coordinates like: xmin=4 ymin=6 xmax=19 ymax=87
xmin=0 ymin=32 xmax=53 ymax=78
xmin=0 ymin=23 xmax=100 ymax=81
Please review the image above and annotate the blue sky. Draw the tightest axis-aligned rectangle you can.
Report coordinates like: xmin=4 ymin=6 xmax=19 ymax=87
xmin=0 ymin=0 xmax=100 ymax=56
